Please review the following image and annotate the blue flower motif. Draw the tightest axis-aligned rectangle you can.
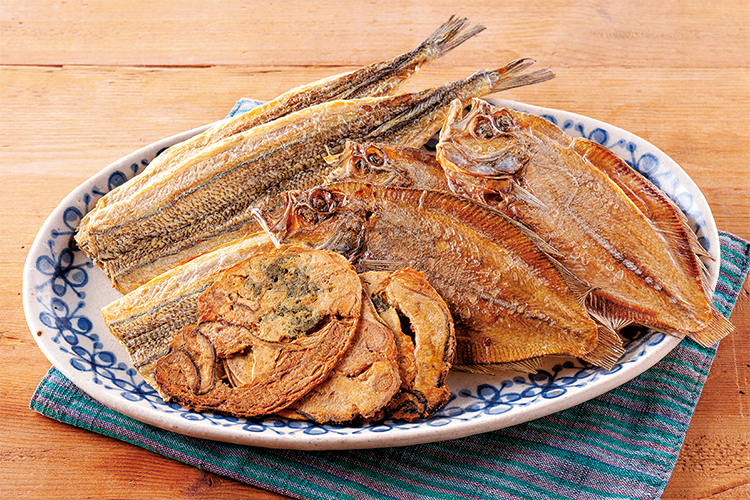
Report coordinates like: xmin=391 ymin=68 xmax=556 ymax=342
xmin=35 ymin=241 xmax=91 ymax=298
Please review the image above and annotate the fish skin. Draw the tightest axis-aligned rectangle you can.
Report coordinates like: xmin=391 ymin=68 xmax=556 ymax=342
xmin=436 ymin=98 xmax=733 ymax=346
xmin=272 ymin=182 xmax=603 ymax=365
xmin=76 ymin=61 xmax=555 ymax=293
xmin=84 ymin=16 xmax=486 ymax=213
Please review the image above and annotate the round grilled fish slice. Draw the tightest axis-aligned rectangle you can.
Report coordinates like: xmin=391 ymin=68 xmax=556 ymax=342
xmin=360 ymin=268 xmax=456 ymax=421
xmin=277 ymin=290 xmax=401 ymax=424
xmin=436 ymin=99 xmax=733 ymax=347
xmin=153 ymin=245 xmax=361 ymax=417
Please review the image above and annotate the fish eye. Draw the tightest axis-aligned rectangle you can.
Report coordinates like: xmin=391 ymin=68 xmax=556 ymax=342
xmin=309 ymin=192 xmax=330 ymax=212
xmin=353 ymin=157 xmax=370 ymax=174
xmin=365 ymin=147 xmax=384 ymax=166
xmin=494 ymin=113 xmax=514 ymax=132
xmin=473 ymin=116 xmax=495 ymax=139
xmin=297 ymin=206 xmax=319 ymax=224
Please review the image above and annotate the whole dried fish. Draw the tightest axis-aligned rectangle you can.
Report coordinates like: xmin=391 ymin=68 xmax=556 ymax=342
xmin=88 ymin=16 xmax=486 ymax=212
xmin=436 ymin=99 xmax=733 ymax=346
xmin=76 ymin=60 xmax=554 ymax=293
xmin=153 ymin=245 xmax=362 ymax=417
xmin=271 ymin=182 xmax=622 ymax=368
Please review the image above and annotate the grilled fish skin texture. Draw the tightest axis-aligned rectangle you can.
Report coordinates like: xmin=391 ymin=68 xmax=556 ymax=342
xmin=153 ymin=245 xmax=362 ymax=417
xmin=272 ymin=182 xmax=604 ymax=366
xmin=436 ymin=98 xmax=733 ymax=346
xmin=85 ymin=16 xmax=485 ymax=214
xmin=75 ymin=61 xmax=555 ymax=294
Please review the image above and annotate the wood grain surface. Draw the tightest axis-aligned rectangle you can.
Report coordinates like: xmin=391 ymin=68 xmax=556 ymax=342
xmin=2 ymin=1 xmax=748 ymax=498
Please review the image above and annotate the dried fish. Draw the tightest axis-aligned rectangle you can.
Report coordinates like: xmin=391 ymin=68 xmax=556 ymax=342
xmin=102 ymin=232 xmax=274 ymax=390
xmin=153 ymin=245 xmax=362 ymax=417
xmin=436 ymin=99 xmax=733 ymax=346
xmin=76 ymin=60 xmax=554 ymax=293
xmin=88 ymin=16 xmax=486 ymax=212
xmin=272 ymin=182 xmax=621 ymax=368
xmin=278 ymin=289 xmax=401 ymax=424
xmin=360 ymin=268 xmax=455 ymax=421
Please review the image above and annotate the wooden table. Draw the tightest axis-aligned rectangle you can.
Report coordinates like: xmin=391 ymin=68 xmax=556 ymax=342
xmin=2 ymin=2 xmax=748 ymax=498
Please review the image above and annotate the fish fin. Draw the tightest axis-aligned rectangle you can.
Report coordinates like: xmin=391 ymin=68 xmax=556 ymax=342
xmin=452 ymin=357 xmax=541 ymax=375
xmin=688 ymin=309 xmax=735 ymax=347
xmin=358 ymin=259 xmax=410 ymax=272
xmin=574 ymin=139 xmax=715 ymax=300
xmin=509 ymin=182 xmax=550 ymax=212
xmin=580 ymin=323 xmax=625 ymax=370
xmin=487 ymin=59 xmax=556 ymax=94
xmin=423 ymin=16 xmax=486 ymax=57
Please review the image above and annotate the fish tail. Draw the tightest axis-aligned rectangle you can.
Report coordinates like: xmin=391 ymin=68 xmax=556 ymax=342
xmin=423 ymin=16 xmax=486 ymax=57
xmin=688 ymin=309 xmax=735 ymax=347
xmin=486 ymin=58 xmax=556 ymax=93
xmin=581 ymin=324 xmax=625 ymax=370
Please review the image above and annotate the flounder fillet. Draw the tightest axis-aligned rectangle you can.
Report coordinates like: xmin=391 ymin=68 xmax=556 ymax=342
xmin=153 ymin=245 xmax=361 ymax=417
xmin=436 ymin=99 xmax=733 ymax=346
xmin=277 ymin=290 xmax=402 ymax=424
xmin=75 ymin=59 xmax=554 ymax=294
xmin=86 ymin=16 xmax=485 ymax=212
xmin=360 ymin=269 xmax=455 ymax=421
xmin=272 ymin=182 xmax=622 ymax=368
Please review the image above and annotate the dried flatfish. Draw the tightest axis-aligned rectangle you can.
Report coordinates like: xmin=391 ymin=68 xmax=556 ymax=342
xmin=271 ymin=182 xmax=621 ymax=368
xmin=88 ymin=16 xmax=486 ymax=212
xmin=153 ymin=245 xmax=361 ymax=417
xmin=278 ymin=290 xmax=401 ymax=424
xmin=75 ymin=59 xmax=553 ymax=293
xmin=360 ymin=269 xmax=455 ymax=421
xmin=436 ymin=99 xmax=733 ymax=346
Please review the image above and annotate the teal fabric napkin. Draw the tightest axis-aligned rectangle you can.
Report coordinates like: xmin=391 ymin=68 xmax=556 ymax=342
xmin=30 ymin=230 xmax=749 ymax=500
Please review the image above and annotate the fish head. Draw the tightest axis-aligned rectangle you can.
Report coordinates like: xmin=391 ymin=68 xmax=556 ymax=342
xmin=271 ymin=184 xmax=369 ymax=261
xmin=436 ymin=98 xmax=533 ymax=194
xmin=326 ymin=141 xmax=416 ymax=188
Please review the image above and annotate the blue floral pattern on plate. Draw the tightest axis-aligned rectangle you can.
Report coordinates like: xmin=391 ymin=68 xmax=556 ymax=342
xmin=23 ymin=100 xmax=719 ymax=450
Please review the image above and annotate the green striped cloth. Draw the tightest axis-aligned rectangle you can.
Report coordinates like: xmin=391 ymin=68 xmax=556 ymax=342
xmin=31 ymin=231 xmax=749 ymax=499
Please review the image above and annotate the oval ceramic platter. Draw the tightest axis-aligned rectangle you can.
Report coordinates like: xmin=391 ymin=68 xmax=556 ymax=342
xmin=23 ymin=98 xmax=720 ymax=451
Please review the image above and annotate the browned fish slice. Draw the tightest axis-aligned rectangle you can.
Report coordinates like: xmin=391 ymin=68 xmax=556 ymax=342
xmin=153 ymin=245 xmax=361 ymax=417
xmin=436 ymin=99 xmax=733 ymax=346
xmin=325 ymin=141 xmax=450 ymax=192
xmin=360 ymin=268 xmax=455 ymax=421
xmin=272 ymin=182 xmax=613 ymax=367
xmin=278 ymin=290 xmax=401 ymax=424
xmin=90 ymin=16 xmax=486 ymax=211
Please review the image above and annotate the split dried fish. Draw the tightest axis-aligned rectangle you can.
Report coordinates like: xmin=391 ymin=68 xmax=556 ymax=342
xmin=88 ymin=16 xmax=485 ymax=212
xmin=271 ymin=182 xmax=622 ymax=368
xmin=76 ymin=60 xmax=554 ymax=293
xmin=153 ymin=245 xmax=362 ymax=417
xmin=436 ymin=98 xmax=733 ymax=346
